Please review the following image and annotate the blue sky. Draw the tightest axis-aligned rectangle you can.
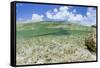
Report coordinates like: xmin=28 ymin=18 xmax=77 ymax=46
xmin=16 ymin=3 xmax=60 ymax=21
xmin=16 ymin=3 xmax=96 ymax=26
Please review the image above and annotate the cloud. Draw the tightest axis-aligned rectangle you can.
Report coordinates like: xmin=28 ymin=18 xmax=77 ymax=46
xmin=81 ymin=7 xmax=96 ymax=26
xmin=54 ymin=8 xmax=58 ymax=13
xmin=46 ymin=6 xmax=96 ymax=26
xmin=68 ymin=12 xmax=83 ymax=22
xmin=68 ymin=7 xmax=96 ymax=26
xmin=73 ymin=9 xmax=77 ymax=13
xmin=46 ymin=6 xmax=69 ymax=21
xmin=32 ymin=14 xmax=44 ymax=22
xmin=86 ymin=7 xmax=96 ymax=17
xmin=59 ymin=6 xmax=69 ymax=11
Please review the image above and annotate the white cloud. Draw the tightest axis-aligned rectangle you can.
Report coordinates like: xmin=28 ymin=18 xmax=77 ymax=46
xmin=46 ymin=6 xmax=69 ymax=20
xmin=73 ymin=9 xmax=77 ymax=13
xmin=32 ymin=14 xmax=44 ymax=22
xmin=46 ymin=11 xmax=54 ymax=19
xmin=68 ymin=13 xmax=83 ymax=22
xmin=59 ymin=6 xmax=69 ymax=11
xmin=46 ymin=6 xmax=96 ymax=26
xmin=54 ymin=8 xmax=58 ymax=13
xmin=86 ymin=7 xmax=96 ymax=17
xmin=81 ymin=7 xmax=96 ymax=26
xmin=68 ymin=7 xmax=96 ymax=26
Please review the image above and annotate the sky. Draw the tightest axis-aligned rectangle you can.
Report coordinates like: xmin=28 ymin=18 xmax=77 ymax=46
xmin=16 ymin=3 xmax=97 ymax=26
